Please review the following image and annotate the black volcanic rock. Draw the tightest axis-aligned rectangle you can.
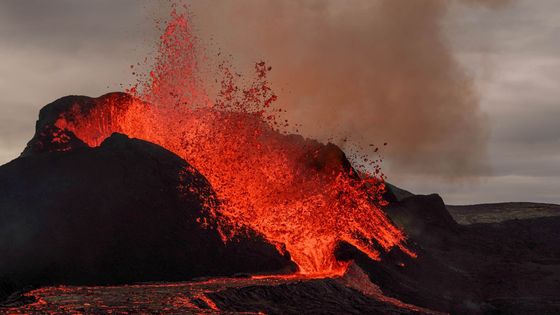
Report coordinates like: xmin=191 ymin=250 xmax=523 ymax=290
xmin=207 ymin=278 xmax=426 ymax=315
xmin=0 ymin=276 xmax=17 ymax=304
xmin=447 ymin=202 xmax=560 ymax=224
xmin=336 ymin=241 xmax=476 ymax=314
xmin=21 ymin=93 xmax=135 ymax=156
xmin=338 ymin=194 xmax=560 ymax=314
xmin=384 ymin=182 xmax=415 ymax=202
xmin=0 ymin=133 xmax=294 ymax=287
xmin=21 ymin=125 xmax=88 ymax=156
xmin=385 ymin=194 xmax=460 ymax=241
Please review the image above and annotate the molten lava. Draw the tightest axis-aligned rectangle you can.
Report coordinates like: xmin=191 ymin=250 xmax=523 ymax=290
xmin=50 ymin=6 xmax=413 ymax=276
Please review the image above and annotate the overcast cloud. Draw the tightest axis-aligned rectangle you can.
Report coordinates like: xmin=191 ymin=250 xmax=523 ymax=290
xmin=0 ymin=0 xmax=558 ymax=204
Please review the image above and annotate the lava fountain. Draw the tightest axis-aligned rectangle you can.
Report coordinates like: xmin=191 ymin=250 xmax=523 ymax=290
xmin=49 ymin=6 xmax=414 ymax=276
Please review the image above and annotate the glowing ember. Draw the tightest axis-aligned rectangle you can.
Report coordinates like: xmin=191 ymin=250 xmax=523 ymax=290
xmin=50 ymin=5 xmax=413 ymax=276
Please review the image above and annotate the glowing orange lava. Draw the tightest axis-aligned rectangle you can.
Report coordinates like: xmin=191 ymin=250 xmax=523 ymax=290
xmin=50 ymin=5 xmax=414 ymax=276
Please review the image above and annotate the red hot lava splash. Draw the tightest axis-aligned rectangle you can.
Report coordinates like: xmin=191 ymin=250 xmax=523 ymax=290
xmin=53 ymin=6 xmax=414 ymax=276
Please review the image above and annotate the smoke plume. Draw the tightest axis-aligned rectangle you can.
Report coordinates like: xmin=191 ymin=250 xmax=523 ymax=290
xmin=165 ymin=0 xmax=508 ymax=178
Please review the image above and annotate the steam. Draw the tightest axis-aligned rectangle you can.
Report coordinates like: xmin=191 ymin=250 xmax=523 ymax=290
xmin=163 ymin=1 xmax=508 ymax=178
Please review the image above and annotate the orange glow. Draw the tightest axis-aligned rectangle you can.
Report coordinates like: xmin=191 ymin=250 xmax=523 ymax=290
xmin=49 ymin=6 xmax=414 ymax=276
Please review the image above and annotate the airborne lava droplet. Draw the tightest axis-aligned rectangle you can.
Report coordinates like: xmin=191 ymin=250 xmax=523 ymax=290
xmin=52 ymin=6 xmax=414 ymax=276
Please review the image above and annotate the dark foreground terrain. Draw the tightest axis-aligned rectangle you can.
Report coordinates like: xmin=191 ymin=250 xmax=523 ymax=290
xmin=358 ymin=195 xmax=560 ymax=314
xmin=2 ymin=267 xmax=441 ymax=315
xmin=1 ymin=94 xmax=559 ymax=314
xmin=2 ymin=198 xmax=559 ymax=314
xmin=448 ymin=202 xmax=560 ymax=225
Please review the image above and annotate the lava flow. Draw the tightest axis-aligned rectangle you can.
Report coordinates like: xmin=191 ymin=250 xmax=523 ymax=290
xmin=50 ymin=6 xmax=414 ymax=276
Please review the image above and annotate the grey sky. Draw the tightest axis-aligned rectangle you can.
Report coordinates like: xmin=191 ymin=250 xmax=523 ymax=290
xmin=0 ymin=1 xmax=558 ymax=204
xmin=431 ymin=0 xmax=560 ymax=203
xmin=0 ymin=0 xmax=157 ymax=162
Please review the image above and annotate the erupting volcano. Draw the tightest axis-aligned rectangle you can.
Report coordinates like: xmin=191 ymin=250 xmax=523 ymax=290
xmin=3 ymin=2 xmax=560 ymax=314
xmin=25 ymin=7 xmax=413 ymax=276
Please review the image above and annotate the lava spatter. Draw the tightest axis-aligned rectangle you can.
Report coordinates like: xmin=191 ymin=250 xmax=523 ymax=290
xmin=49 ymin=5 xmax=413 ymax=276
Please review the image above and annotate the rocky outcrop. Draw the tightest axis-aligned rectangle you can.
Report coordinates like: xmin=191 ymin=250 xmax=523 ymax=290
xmin=21 ymin=93 xmax=134 ymax=156
xmin=385 ymin=194 xmax=460 ymax=242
